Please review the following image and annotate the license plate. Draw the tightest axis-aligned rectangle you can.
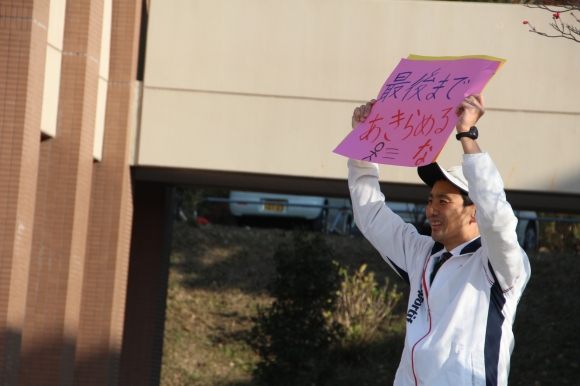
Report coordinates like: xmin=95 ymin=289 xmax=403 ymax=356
xmin=263 ymin=201 xmax=285 ymax=212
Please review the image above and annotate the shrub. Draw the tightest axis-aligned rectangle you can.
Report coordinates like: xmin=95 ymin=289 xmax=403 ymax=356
xmin=327 ymin=263 xmax=403 ymax=349
xmin=539 ymin=212 xmax=580 ymax=253
xmin=249 ymin=232 xmax=343 ymax=386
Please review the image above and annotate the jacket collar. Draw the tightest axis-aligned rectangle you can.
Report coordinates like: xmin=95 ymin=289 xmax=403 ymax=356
xmin=430 ymin=236 xmax=482 ymax=256
xmin=430 ymin=242 xmax=444 ymax=255
xmin=459 ymin=236 xmax=482 ymax=254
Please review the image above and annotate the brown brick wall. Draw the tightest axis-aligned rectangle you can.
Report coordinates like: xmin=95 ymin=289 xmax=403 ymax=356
xmin=0 ymin=1 xmax=47 ymax=383
xmin=73 ymin=0 xmax=142 ymax=384
xmin=73 ymin=84 xmax=136 ymax=386
xmin=119 ymin=182 xmax=173 ymax=386
xmin=0 ymin=1 xmax=173 ymax=384
xmin=19 ymin=0 xmax=104 ymax=384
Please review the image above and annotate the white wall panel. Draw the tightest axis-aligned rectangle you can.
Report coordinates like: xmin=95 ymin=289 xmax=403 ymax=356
xmin=135 ymin=0 xmax=580 ymax=197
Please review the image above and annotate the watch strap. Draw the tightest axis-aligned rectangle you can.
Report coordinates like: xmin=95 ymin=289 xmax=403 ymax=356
xmin=456 ymin=126 xmax=478 ymax=140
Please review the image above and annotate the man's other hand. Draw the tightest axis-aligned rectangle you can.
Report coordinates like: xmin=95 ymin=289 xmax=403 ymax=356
xmin=352 ymin=99 xmax=376 ymax=130
xmin=455 ymin=94 xmax=485 ymax=133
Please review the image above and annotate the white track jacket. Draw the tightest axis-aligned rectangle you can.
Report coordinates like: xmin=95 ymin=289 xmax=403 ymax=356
xmin=348 ymin=152 xmax=531 ymax=386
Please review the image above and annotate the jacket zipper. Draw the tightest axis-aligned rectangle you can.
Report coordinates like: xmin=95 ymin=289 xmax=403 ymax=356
xmin=411 ymin=253 xmax=435 ymax=386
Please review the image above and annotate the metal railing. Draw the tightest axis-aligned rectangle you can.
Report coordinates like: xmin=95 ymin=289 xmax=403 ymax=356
xmin=205 ymin=197 xmax=349 ymax=210
xmin=516 ymin=216 xmax=580 ymax=224
xmin=203 ymin=198 xmax=580 ymax=227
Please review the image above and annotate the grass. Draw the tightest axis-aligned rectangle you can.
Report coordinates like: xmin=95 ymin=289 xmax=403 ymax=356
xmin=161 ymin=222 xmax=580 ymax=385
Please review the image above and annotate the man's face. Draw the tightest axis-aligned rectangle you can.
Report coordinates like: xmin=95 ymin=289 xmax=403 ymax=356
xmin=426 ymin=180 xmax=476 ymax=250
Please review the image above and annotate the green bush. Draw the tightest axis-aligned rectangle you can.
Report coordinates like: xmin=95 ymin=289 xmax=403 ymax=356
xmin=249 ymin=232 xmax=343 ymax=386
xmin=249 ymin=232 xmax=405 ymax=384
xmin=327 ymin=263 xmax=403 ymax=348
xmin=539 ymin=213 xmax=580 ymax=253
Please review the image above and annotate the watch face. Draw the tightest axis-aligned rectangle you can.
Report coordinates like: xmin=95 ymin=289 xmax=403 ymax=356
xmin=469 ymin=126 xmax=478 ymax=139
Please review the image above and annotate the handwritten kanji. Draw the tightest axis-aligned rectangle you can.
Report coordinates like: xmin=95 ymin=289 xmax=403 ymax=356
xmin=378 ymin=72 xmax=413 ymax=102
xmin=332 ymin=55 xmax=504 ymax=167
xmin=402 ymin=68 xmax=441 ymax=102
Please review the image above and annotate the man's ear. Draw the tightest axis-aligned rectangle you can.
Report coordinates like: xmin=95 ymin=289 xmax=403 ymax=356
xmin=470 ymin=207 xmax=477 ymax=224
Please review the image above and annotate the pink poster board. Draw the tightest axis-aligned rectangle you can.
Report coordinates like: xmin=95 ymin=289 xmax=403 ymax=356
xmin=333 ymin=55 xmax=504 ymax=167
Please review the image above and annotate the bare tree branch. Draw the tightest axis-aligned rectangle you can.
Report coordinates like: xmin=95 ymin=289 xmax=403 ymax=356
xmin=524 ymin=0 xmax=580 ymax=43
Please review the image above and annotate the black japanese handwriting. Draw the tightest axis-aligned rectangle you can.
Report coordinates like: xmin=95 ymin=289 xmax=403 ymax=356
xmin=446 ymin=77 xmax=471 ymax=99
xmin=383 ymin=148 xmax=399 ymax=160
xmin=426 ymin=73 xmax=449 ymax=100
xmin=378 ymin=72 xmax=413 ymax=102
xmin=401 ymin=68 xmax=441 ymax=102
xmin=362 ymin=142 xmax=386 ymax=162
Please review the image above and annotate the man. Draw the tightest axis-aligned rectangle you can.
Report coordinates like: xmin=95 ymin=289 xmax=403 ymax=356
xmin=348 ymin=94 xmax=530 ymax=386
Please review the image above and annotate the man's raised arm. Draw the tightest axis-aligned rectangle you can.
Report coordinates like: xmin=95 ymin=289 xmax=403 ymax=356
xmin=349 ymin=100 xmax=432 ymax=284
xmin=456 ymin=94 xmax=530 ymax=293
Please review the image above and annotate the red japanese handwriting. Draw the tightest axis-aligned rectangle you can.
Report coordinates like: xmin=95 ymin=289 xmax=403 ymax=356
xmin=382 ymin=107 xmax=453 ymax=142
xmin=412 ymin=139 xmax=433 ymax=166
xmin=359 ymin=114 xmax=384 ymax=143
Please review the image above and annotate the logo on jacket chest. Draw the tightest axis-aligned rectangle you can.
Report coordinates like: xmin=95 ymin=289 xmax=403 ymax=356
xmin=406 ymin=289 xmax=424 ymax=324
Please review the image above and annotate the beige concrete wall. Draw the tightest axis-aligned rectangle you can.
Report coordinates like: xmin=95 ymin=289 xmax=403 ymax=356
xmin=40 ymin=0 xmax=66 ymax=138
xmin=40 ymin=0 xmax=113 ymax=160
xmin=93 ymin=0 xmax=113 ymax=161
xmin=135 ymin=0 xmax=580 ymax=195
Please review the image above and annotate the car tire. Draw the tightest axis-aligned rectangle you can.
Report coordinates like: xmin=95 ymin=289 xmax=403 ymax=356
xmin=523 ymin=223 xmax=538 ymax=252
xmin=312 ymin=207 xmax=328 ymax=233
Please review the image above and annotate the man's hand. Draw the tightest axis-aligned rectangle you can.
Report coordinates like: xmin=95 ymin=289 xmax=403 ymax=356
xmin=352 ymin=99 xmax=376 ymax=130
xmin=455 ymin=94 xmax=485 ymax=133
xmin=455 ymin=94 xmax=484 ymax=155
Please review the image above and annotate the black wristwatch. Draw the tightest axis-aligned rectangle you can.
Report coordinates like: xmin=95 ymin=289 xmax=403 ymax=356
xmin=456 ymin=126 xmax=478 ymax=141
